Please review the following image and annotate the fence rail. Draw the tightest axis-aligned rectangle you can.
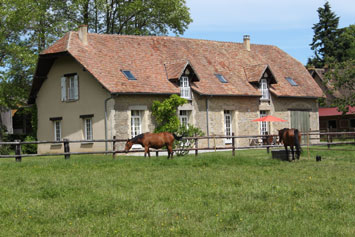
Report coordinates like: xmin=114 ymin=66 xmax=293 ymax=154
xmin=1 ymin=132 xmax=354 ymax=162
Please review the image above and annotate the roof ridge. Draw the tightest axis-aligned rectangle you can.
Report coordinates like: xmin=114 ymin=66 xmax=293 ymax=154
xmin=82 ymin=32 xmax=276 ymax=47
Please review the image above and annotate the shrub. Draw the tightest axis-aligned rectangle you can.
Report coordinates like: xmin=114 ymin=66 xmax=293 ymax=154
xmin=22 ymin=136 xmax=37 ymax=154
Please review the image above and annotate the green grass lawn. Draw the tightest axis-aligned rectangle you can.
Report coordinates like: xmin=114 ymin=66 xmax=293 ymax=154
xmin=1 ymin=146 xmax=355 ymax=236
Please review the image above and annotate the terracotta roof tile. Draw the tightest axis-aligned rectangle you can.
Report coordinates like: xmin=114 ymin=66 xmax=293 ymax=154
xmin=319 ymin=106 xmax=355 ymax=116
xmin=244 ymin=64 xmax=268 ymax=83
xmin=164 ymin=60 xmax=188 ymax=80
xmin=36 ymin=32 xmax=323 ymax=98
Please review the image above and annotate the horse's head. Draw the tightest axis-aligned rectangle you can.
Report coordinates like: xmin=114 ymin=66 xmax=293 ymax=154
xmin=278 ymin=128 xmax=286 ymax=144
xmin=124 ymin=139 xmax=133 ymax=153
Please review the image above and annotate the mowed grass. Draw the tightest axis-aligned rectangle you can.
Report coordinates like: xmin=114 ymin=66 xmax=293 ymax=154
xmin=0 ymin=146 xmax=355 ymax=236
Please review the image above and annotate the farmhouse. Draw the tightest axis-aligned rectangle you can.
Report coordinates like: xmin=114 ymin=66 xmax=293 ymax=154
xmin=29 ymin=26 xmax=323 ymax=154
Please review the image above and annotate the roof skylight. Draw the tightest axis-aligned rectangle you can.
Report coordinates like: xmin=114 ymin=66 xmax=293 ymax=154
xmin=122 ymin=70 xmax=136 ymax=80
xmin=215 ymin=74 xmax=228 ymax=83
xmin=286 ymin=77 xmax=297 ymax=86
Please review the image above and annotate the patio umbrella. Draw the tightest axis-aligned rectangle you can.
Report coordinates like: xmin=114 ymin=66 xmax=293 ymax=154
xmin=252 ymin=115 xmax=287 ymax=122
xmin=252 ymin=115 xmax=287 ymax=145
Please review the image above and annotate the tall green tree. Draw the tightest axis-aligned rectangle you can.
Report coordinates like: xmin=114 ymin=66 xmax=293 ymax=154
xmin=308 ymin=1 xmax=339 ymax=67
xmin=322 ymin=25 xmax=355 ymax=113
xmin=336 ymin=25 xmax=355 ymax=62
xmin=70 ymin=0 xmax=192 ymax=35
xmin=324 ymin=59 xmax=355 ymax=113
xmin=0 ymin=0 xmax=192 ymax=139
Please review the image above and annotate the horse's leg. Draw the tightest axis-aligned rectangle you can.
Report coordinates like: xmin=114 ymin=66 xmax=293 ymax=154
xmin=144 ymin=146 xmax=149 ymax=158
xmin=285 ymin=145 xmax=291 ymax=162
xmin=291 ymin=146 xmax=295 ymax=161
xmin=168 ymin=144 xmax=173 ymax=159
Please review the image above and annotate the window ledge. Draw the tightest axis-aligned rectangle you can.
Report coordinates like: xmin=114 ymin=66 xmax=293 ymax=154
xmin=50 ymin=143 xmax=62 ymax=149
xmin=64 ymin=99 xmax=79 ymax=103
xmin=81 ymin=141 xmax=94 ymax=145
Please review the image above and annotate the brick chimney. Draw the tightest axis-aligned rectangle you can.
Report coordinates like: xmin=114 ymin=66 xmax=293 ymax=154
xmin=78 ymin=25 xmax=88 ymax=45
xmin=243 ymin=35 xmax=250 ymax=51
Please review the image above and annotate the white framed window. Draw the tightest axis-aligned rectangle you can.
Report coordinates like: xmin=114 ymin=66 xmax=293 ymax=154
xmin=54 ymin=120 xmax=61 ymax=141
xmin=84 ymin=118 xmax=93 ymax=140
xmin=180 ymin=76 xmax=191 ymax=99
xmin=224 ymin=110 xmax=232 ymax=144
xmin=179 ymin=110 xmax=189 ymax=127
xmin=260 ymin=111 xmax=269 ymax=135
xmin=131 ymin=110 xmax=142 ymax=138
xmin=260 ymin=79 xmax=269 ymax=100
xmin=61 ymin=74 xmax=79 ymax=101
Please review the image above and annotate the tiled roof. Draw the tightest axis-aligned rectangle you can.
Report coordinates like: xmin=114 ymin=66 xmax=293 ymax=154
xmin=35 ymin=32 xmax=323 ymax=98
xmin=243 ymin=64 xmax=268 ymax=83
xmin=319 ymin=106 xmax=355 ymax=117
xmin=164 ymin=60 xmax=188 ymax=80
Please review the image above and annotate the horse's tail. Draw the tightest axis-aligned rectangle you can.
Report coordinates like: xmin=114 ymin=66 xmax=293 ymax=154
xmin=294 ymin=129 xmax=302 ymax=157
xmin=173 ymin=133 xmax=183 ymax=141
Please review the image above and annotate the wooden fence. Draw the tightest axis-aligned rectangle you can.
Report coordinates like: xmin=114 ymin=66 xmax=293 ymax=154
xmin=0 ymin=131 xmax=354 ymax=162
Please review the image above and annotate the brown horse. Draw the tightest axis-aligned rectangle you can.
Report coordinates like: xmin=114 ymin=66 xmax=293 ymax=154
xmin=124 ymin=132 xmax=182 ymax=159
xmin=278 ymin=128 xmax=302 ymax=161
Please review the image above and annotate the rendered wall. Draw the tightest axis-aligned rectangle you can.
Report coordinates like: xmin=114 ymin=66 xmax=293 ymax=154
xmin=36 ymin=56 xmax=113 ymax=154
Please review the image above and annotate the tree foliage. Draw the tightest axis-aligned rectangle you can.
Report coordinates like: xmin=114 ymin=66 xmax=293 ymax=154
xmin=0 ymin=0 xmax=192 ymax=139
xmin=0 ymin=0 xmax=192 ymax=110
xmin=152 ymin=94 xmax=204 ymax=156
xmin=70 ymin=0 xmax=192 ymax=35
xmin=324 ymin=59 xmax=355 ymax=113
xmin=152 ymin=94 xmax=187 ymax=133
xmin=308 ymin=1 xmax=339 ymax=67
xmin=308 ymin=2 xmax=355 ymax=113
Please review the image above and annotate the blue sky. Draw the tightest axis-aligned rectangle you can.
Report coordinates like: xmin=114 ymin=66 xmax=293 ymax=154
xmin=180 ymin=0 xmax=355 ymax=65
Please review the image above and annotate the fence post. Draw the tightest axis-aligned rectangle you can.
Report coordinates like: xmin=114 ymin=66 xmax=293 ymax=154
xmin=213 ymin=136 xmax=216 ymax=152
xmin=232 ymin=133 xmax=235 ymax=156
xmin=327 ymin=128 xmax=331 ymax=149
xmin=112 ymin=136 xmax=116 ymax=159
xmin=307 ymin=130 xmax=310 ymax=159
xmin=195 ymin=135 xmax=198 ymax=157
xmin=64 ymin=139 xmax=70 ymax=159
xmin=15 ymin=140 xmax=22 ymax=162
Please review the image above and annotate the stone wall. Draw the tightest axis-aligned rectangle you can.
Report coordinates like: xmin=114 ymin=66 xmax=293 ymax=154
xmin=112 ymin=92 xmax=320 ymax=151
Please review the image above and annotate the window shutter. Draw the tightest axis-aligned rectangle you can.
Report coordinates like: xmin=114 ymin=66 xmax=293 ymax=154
xmin=73 ymin=75 xmax=79 ymax=100
xmin=61 ymin=77 xmax=66 ymax=101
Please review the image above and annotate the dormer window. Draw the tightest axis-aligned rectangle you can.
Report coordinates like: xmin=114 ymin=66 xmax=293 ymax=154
xmin=122 ymin=70 xmax=136 ymax=80
xmin=260 ymin=79 xmax=269 ymax=100
xmin=180 ymin=76 xmax=191 ymax=99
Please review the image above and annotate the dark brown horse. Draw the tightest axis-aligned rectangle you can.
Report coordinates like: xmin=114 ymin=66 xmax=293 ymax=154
xmin=278 ymin=128 xmax=302 ymax=161
xmin=124 ymin=132 xmax=182 ymax=159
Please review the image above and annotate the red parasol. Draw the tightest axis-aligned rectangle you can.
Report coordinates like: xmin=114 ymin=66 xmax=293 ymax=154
xmin=252 ymin=115 xmax=287 ymax=122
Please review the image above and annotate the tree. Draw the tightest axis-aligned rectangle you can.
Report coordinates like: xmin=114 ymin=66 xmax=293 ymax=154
xmin=323 ymin=25 xmax=355 ymax=113
xmin=70 ymin=0 xmax=192 ymax=35
xmin=336 ymin=25 xmax=355 ymax=62
xmin=0 ymin=0 xmax=192 ymax=139
xmin=152 ymin=94 xmax=204 ymax=156
xmin=324 ymin=59 xmax=355 ymax=113
xmin=308 ymin=1 xmax=339 ymax=67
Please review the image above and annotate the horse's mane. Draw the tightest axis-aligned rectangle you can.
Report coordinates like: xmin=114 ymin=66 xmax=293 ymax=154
xmin=130 ymin=133 xmax=146 ymax=143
